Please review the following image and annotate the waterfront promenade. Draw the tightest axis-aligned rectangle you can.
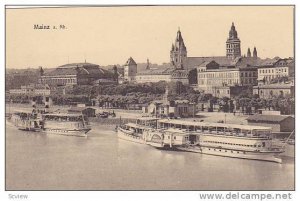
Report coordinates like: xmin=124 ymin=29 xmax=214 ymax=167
xmin=6 ymin=103 xmax=249 ymax=124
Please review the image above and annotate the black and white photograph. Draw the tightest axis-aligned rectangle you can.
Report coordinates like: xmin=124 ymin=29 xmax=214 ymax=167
xmin=4 ymin=4 xmax=296 ymax=197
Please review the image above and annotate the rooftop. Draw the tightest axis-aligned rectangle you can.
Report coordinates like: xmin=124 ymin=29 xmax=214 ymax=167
xmin=137 ymin=67 xmax=175 ymax=75
xmin=185 ymin=56 xmax=235 ymax=69
xmin=125 ymin=57 xmax=137 ymax=66
xmin=43 ymin=63 xmax=114 ymax=78
xmin=158 ymin=119 xmax=272 ymax=130
xmin=58 ymin=62 xmax=99 ymax=69
xmin=246 ymin=114 xmax=294 ymax=123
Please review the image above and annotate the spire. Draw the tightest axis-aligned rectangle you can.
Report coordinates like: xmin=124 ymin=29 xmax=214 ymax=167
xmin=176 ymin=28 xmax=182 ymax=42
xmin=247 ymin=48 xmax=251 ymax=57
xmin=170 ymin=28 xmax=187 ymax=68
xmin=253 ymin=47 xmax=257 ymax=58
xmin=229 ymin=22 xmax=238 ymax=39
xmin=39 ymin=66 xmax=44 ymax=76
xmin=146 ymin=58 xmax=150 ymax=70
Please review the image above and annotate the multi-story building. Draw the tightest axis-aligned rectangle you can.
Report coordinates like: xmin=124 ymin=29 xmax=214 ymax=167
xmin=135 ymin=66 xmax=189 ymax=84
xmin=257 ymin=58 xmax=294 ymax=84
xmin=197 ymin=63 xmax=257 ymax=95
xmin=39 ymin=62 xmax=114 ymax=86
xmin=253 ymin=81 xmax=294 ymax=99
xmin=9 ymin=84 xmax=51 ymax=96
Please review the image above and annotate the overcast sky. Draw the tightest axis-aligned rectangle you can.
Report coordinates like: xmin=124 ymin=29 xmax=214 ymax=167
xmin=6 ymin=6 xmax=294 ymax=69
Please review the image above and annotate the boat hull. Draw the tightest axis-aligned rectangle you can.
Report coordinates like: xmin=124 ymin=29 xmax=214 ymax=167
xmin=43 ymin=128 xmax=91 ymax=137
xmin=177 ymin=146 xmax=283 ymax=163
xmin=117 ymin=128 xmax=144 ymax=144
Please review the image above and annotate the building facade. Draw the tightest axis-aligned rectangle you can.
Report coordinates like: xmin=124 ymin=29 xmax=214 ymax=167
xmin=39 ymin=62 xmax=114 ymax=86
xmin=257 ymin=58 xmax=295 ymax=84
xmin=210 ymin=86 xmax=251 ymax=98
xmin=9 ymin=84 xmax=51 ymax=96
xmin=253 ymin=82 xmax=294 ymax=99
xmin=123 ymin=57 xmax=137 ymax=82
xmin=135 ymin=67 xmax=189 ymax=84
xmin=247 ymin=114 xmax=294 ymax=133
xmin=197 ymin=64 xmax=257 ymax=94
xmin=142 ymin=87 xmax=195 ymax=118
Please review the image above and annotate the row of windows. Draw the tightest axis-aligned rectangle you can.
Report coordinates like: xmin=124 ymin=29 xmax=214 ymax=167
xmin=240 ymin=72 xmax=256 ymax=77
xmin=199 ymin=71 xmax=256 ymax=79
xmin=227 ymin=49 xmax=240 ymax=53
xmin=258 ymin=89 xmax=290 ymax=96
xmin=241 ymin=78 xmax=257 ymax=85
xmin=205 ymin=79 xmax=239 ymax=85
xmin=199 ymin=78 xmax=256 ymax=86
xmin=41 ymin=78 xmax=77 ymax=84
xmin=226 ymin=44 xmax=239 ymax=48
xmin=136 ymin=75 xmax=170 ymax=80
xmin=207 ymin=148 xmax=245 ymax=154
xmin=178 ymin=107 xmax=188 ymax=113
xmin=202 ymin=140 xmax=265 ymax=147
xmin=259 ymin=68 xmax=288 ymax=74
xmin=199 ymin=72 xmax=238 ymax=78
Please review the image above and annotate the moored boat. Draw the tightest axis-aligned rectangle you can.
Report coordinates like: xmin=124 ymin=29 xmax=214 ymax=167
xmin=117 ymin=123 xmax=146 ymax=144
xmin=10 ymin=111 xmax=42 ymax=132
xmin=41 ymin=113 xmax=91 ymax=137
xmin=157 ymin=119 xmax=284 ymax=163
xmin=117 ymin=117 xmax=163 ymax=146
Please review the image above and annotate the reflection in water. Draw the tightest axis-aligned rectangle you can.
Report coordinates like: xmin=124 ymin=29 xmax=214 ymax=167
xmin=6 ymin=123 xmax=294 ymax=190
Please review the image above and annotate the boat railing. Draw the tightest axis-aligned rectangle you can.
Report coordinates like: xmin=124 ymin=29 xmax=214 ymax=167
xmin=188 ymin=129 xmax=271 ymax=139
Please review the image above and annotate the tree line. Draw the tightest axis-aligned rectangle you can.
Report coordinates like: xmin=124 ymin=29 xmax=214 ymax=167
xmin=7 ymin=81 xmax=294 ymax=115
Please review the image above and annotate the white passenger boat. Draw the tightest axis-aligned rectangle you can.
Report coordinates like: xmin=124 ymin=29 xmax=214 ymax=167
xmin=117 ymin=123 xmax=147 ymax=144
xmin=41 ymin=113 xmax=91 ymax=137
xmin=117 ymin=117 xmax=166 ymax=148
xmin=157 ymin=119 xmax=284 ymax=163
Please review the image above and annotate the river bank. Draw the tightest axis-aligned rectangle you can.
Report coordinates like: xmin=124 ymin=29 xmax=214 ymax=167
xmin=6 ymin=103 xmax=250 ymax=124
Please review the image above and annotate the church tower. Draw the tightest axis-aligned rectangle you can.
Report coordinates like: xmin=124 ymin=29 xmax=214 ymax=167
xmin=247 ymin=48 xmax=251 ymax=57
xmin=170 ymin=28 xmax=187 ymax=69
xmin=226 ymin=22 xmax=241 ymax=59
xmin=253 ymin=47 xmax=258 ymax=58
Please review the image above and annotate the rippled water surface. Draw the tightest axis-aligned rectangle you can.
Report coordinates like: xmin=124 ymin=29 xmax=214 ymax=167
xmin=6 ymin=123 xmax=294 ymax=190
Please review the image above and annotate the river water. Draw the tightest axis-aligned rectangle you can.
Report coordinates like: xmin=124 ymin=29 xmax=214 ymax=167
xmin=6 ymin=122 xmax=294 ymax=190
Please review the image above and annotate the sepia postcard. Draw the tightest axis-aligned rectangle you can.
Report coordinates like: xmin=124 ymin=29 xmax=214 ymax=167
xmin=5 ymin=5 xmax=295 ymax=194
